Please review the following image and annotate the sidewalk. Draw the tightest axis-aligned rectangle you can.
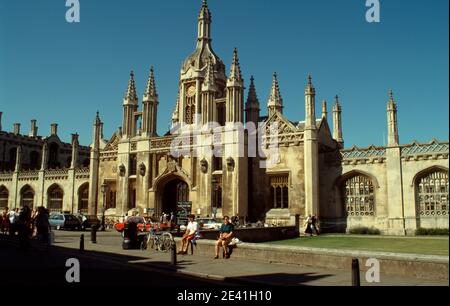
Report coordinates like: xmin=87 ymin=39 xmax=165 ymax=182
xmin=50 ymin=231 xmax=448 ymax=286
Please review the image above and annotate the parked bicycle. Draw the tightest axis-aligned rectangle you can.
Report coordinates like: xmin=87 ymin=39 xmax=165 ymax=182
xmin=142 ymin=225 xmax=173 ymax=252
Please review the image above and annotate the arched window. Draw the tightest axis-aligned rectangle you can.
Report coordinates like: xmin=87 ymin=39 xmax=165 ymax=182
xmin=78 ymin=183 xmax=89 ymax=214
xmin=20 ymin=185 xmax=34 ymax=209
xmin=0 ymin=186 xmax=8 ymax=209
xmin=416 ymin=170 xmax=448 ymax=216
xmin=48 ymin=185 xmax=64 ymax=213
xmin=342 ymin=174 xmax=375 ymax=216
xmin=269 ymin=175 xmax=289 ymax=209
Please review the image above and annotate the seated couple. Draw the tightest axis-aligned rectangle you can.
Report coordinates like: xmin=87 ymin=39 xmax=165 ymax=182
xmin=178 ymin=214 xmax=199 ymax=255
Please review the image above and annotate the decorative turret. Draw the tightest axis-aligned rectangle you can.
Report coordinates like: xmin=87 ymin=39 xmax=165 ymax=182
xmin=122 ymin=71 xmax=139 ymax=138
xmin=245 ymin=76 xmax=260 ymax=125
xmin=70 ymin=133 xmax=79 ymax=169
xmin=304 ymin=75 xmax=316 ymax=130
xmin=267 ymin=72 xmax=283 ymax=117
xmin=333 ymin=95 xmax=343 ymax=146
xmin=321 ymin=100 xmax=328 ymax=120
xmin=142 ymin=67 xmax=159 ymax=137
xmin=226 ymin=48 xmax=244 ymax=123
xmin=387 ymin=90 xmax=399 ymax=146
xmin=14 ymin=146 xmax=22 ymax=172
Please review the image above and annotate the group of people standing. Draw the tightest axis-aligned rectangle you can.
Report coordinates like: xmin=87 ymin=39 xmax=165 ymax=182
xmin=1 ymin=206 xmax=51 ymax=248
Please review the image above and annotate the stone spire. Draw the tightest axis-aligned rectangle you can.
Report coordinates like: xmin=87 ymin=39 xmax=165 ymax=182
xmin=246 ymin=76 xmax=260 ymax=125
xmin=228 ymin=48 xmax=243 ymax=84
xmin=14 ymin=146 xmax=22 ymax=172
xmin=333 ymin=95 xmax=343 ymax=146
xmin=225 ymin=48 xmax=245 ymax=123
xmin=267 ymin=72 xmax=283 ymax=116
xmin=143 ymin=67 xmax=158 ymax=101
xmin=197 ymin=0 xmax=212 ymax=44
xmin=124 ymin=71 xmax=138 ymax=104
xmin=40 ymin=142 xmax=48 ymax=170
xmin=321 ymin=100 xmax=328 ymax=120
xmin=304 ymin=75 xmax=316 ymax=130
xmin=387 ymin=89 xmax=399 ymax=146
xmin=142 ymin=67 xmax=159 ymax=137
xmin=122 ymin=71 xmax=138 ymax=138
xmin=70 ymin=133 xmax=79 ymax=169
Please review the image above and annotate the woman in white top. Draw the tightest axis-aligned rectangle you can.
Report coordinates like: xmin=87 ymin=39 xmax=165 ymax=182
xmin=178 ymin=214 xmax=199 ymax=255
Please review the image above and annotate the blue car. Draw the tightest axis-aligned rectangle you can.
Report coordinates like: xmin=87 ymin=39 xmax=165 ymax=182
xmin=49 ymin=213 xmax=82 ymax=230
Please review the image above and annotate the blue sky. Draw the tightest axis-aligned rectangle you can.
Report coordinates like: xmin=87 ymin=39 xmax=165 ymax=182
xmin=0 ymin=0 xmax=448 ymax=147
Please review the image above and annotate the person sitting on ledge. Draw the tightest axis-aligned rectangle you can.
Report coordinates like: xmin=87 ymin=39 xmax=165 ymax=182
xmin=214 ymin=216 xmax=234 ymax=259
xmin=178 ymin=214 xmax=198 ymax=255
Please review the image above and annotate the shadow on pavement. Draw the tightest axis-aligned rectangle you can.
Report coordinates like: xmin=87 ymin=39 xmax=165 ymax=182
xmin=0 ymin=235 xmax=332 ymax=288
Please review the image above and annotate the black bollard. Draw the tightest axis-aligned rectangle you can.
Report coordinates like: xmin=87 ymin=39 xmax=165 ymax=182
xmin=80 ymin=234 xmax=84 ymax=251
xmin=91 ymin=226 xmax=97 ymax=243
xmin=171 ymin=240 xmax=177 ymax=266
xmin=352 ymin=258 xmax=361 ymax=286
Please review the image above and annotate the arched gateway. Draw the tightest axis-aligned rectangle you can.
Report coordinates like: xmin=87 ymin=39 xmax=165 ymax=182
xmin=155 ymin=176 xmax=189 ymax=217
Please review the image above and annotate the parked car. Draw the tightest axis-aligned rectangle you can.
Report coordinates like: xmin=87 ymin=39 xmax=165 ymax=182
xmin=75 ymin=214 xmax=101 ymax=230
xmin=49 ymin=213 xmax=82 ymax=230
xmin=197 ymin=218 xmax=222 ymax=230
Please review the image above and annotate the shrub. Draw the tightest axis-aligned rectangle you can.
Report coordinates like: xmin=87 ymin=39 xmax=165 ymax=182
xmin=415 ymin=228 xmax=449 ymax=236
xmin=348 ymin=226 xmax=381 ymax=235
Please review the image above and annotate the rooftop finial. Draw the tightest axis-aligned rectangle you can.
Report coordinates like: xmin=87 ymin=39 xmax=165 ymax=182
xmin=228 ymin=48 xmax=242 ymax=82
xmin=144 ymin=66 xmax=158 ymax=99
xmin=268 ymin=72 xmax=283 ymax=112
xmin=308 ymin=74 xmax=313 ymax=86
xmin=246 ymin=75 xmax=259 ymax=105
xmin=389 ymin=89 xmax=394 ymax=101
xmin=124 ymin=70 xmax=138 ymax=102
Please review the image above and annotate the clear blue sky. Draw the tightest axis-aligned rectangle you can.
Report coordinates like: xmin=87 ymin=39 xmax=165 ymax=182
xmin=0 ymin=0 xmax=448 ymax=147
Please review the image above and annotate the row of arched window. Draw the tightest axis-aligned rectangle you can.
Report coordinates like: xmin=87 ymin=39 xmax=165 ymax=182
xmin=0 ymin=144 xmax=90 ymax=172
xmin=342 ymin=168 xmax=449 ymax=217
xmin=0 ymin=183 xmax=90 ymax=213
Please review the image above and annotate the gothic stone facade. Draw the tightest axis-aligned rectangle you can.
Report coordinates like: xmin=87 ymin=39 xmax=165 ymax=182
xmin=0 ymin=1 xmax=448 ymax=235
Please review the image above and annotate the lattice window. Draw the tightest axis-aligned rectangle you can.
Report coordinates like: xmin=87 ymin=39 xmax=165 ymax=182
xmin=342 ymin=175 xmax=375 ymax=216
xmin=270 ymin=175 xmax=289 ymax=208
xmin=48 ymin=185 xmax=63 ymax=213
xmin=416 ymin=171 xmax=449 ymax=216
xmin=185 ymin=97 xmax=195 ymax=124
xmin=0 ymin=186 xmax=8 ymax=209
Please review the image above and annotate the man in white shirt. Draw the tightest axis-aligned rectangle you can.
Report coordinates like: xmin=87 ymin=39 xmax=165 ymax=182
xmin=178 ymin=214 xmax=199 ymax=255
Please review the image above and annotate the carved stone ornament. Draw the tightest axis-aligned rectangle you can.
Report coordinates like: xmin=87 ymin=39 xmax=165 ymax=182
xmin=118 ymin=164 xmax=126 ymax=176
xmin=167 ymin=160 xmax=177 ymax=173
xmin=200 ymin=159 xmax=208 ymax=173
xmin=226 ymin=157 xmax=235 ymax=171
xmin=139 ymin=163 xmax=146 ymax=176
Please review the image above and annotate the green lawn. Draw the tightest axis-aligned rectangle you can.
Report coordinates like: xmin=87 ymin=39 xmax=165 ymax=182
xmin=268 ymin=235 xmax=449 ymax=256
